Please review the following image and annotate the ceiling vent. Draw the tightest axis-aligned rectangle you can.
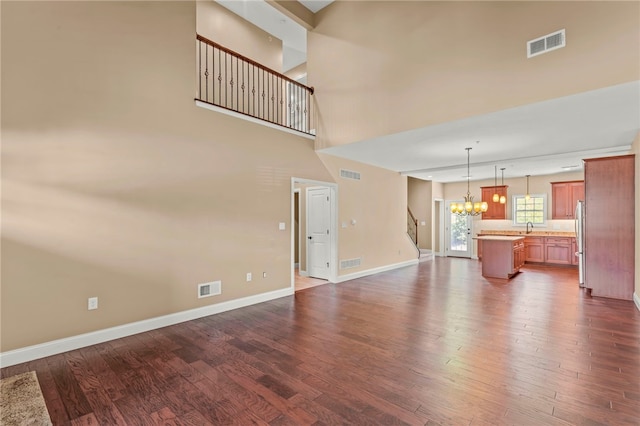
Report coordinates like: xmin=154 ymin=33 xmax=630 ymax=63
xmin=340 ymin=169 xmax=361 ymax=180
xmin=527 ymin=29 xmax=565 ymax=58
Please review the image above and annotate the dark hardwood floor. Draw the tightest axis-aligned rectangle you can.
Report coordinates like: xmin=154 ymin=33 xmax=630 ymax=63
xmin=3 ymin=258 xmax=640 ymax=425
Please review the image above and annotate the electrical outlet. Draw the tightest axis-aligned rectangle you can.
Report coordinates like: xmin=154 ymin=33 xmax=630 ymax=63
xmin=246 ymin=273 xmax=252 ymax=282
xmin=88 ymin=297 xmax=98 ymax=310
xmin=263 ymin=272 xmax=267 ymax=278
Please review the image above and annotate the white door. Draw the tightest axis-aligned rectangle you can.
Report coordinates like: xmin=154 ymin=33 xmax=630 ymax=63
xmin=307 ymin=187 xmax=331 ymax=279
xmin=446 ymin=201 xmax=473 ymax=258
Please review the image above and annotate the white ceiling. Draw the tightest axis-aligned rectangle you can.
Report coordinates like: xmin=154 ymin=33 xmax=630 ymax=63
xmin=224 ymin=1 xmax=640 ymax=183
xmin=320 ymin=81 xmax=640 ymax=183
xmin=298 ymin=0 xmax=334 ymax=13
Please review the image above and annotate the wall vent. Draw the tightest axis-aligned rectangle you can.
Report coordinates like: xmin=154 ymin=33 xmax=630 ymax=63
xmin=527 ymin=29 xmax=565 ymax=58
xmin=340 ymin=169 xmax=361 ymax=180
xmin=340 ymin=258 xmax=362 ymax=269
xmin=198 ymin=281 xmax=221 ymax=298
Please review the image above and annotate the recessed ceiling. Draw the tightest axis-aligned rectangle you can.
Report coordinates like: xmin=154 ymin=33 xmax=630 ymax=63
xmin=320 ymin=81 xmax=639 ymax=183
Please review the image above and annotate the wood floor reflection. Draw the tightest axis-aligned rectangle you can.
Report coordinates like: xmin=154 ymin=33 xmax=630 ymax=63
xmin=2 ymin=258 xmax=639 ymax=425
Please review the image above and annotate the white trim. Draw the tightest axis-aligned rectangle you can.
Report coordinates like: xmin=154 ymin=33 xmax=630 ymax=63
xmin=332 ymin=259 xmax=419 ymax=284
xmin=406 ymin=233 xmax=420 ymax=258
xmin=195 ymin=100 xmax=315 ymax=140
xmin=0 ymin=287 xmax=293 ymax=368
xmin=291 ymin=178 xmax=338 ymax=285
xmin=634 ymin=292 xmax=640 ymax=312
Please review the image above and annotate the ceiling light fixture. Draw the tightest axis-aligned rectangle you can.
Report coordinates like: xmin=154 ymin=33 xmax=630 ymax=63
xmin=492 ymin=165 xmax=500 ymax=202
xmin=525 ymin=174 xmax=531 ymax=201
xmin=499 ymin=168 xmax=507 ymax=204
xmin=450 ymin=147 xmax=488 ymax=216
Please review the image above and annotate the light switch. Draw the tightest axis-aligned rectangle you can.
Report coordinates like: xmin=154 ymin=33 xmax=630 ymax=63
xmin=279 ymin=222 xmax=285 ymax=230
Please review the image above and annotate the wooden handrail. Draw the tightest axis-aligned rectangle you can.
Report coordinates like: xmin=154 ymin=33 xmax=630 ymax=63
xmin=408 ymin=207 xmax=418 ymax=225
xmin=196 ymin=34 xmax=314 ymax=94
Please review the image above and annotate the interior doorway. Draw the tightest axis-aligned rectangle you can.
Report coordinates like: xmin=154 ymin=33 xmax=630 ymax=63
xmin=445 ymin=201 xmax=473 ymax=258
xmin=291 ymin=178 xmax=338 ymax=291
xmin=434 ymin=199 xmax=445 ymax=256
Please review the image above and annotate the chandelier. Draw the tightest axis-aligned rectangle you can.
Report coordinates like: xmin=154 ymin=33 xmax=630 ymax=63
xmin=450 ymin=147 xmax=488 ymax=216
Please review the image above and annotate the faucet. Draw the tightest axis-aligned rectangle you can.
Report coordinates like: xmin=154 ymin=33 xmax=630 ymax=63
xmin=526 ymin=222 xmax=533 ymax=234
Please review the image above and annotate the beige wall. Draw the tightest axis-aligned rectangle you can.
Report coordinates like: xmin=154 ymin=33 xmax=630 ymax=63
xmin=1 ymin=1 xmax=423 ymax=353
xmin=196 ymin=1 xmax=283 ymax=72
xmin=408 ymin=177 xmax=432 ymax=250
xmin=1 ymin=1 xmax=336 ymax=352
xmin=309 ymin=1 xmax=639 ymax=149
xmin=319 ymin=154 xmax=417 ymax=274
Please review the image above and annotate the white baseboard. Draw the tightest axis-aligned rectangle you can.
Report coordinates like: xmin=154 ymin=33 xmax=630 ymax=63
xmin=0 ymin=287 xmax=293 ymax=368
xmin=634 ymin=291 xmax=640 ymax=312
xmin=333 ymin=259 xmax=419 ymax=284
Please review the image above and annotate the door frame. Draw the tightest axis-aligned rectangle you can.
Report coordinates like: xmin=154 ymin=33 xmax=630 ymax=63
xmin=434 ymin=198 xmax=445 ymax=257
xmin=291 ymin=178 xmax=338 ymax=288
xmin=445 ymin=200 xmax=473 ymax=258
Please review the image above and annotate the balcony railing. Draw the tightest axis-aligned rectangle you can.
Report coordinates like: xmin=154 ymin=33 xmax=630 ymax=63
xmin=196 ymin=34 xmax=315 ymax=136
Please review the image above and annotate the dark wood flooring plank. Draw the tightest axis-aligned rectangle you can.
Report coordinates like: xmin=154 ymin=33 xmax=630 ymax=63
xmin=2 ymin=258 xmax=639 ymax=425
xmin=46 ymin=353 xmax=93 ymax=421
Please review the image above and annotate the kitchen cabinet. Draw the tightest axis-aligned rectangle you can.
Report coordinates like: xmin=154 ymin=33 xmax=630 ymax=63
xmin=481 ymin=185 xmax=508 ymax=220
xmin=544 ymin=237 xmax=572 ymax=265
xmin=476 ymin=236 xmax=524 ymax=279
xmin=524 ymin=236 xmax=544 ymax=263
xmin=513 ymin=239 xmax=525 ymax=271
xmin=584 ymin=155 xmax=635 ymax=300
xmin=571 ymin=238 xmax=578 ymax=266
xmin=551 ymin=181 xmax=584 ymax=219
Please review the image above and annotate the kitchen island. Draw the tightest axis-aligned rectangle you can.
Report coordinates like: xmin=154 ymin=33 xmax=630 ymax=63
xmin=476 ymin=235 xmax=525 ymax=279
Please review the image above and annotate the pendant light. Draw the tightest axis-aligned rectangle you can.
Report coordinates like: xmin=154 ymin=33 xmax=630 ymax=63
xmin=525 ymin=175 xmax=531 ymax=201
xmin=499 ymin=168 xmax=507 ymax=204
xmin=450 ymin=147 xmax=489 ymax=216
xmin=492 ymin=165 xmax=500 ymax=202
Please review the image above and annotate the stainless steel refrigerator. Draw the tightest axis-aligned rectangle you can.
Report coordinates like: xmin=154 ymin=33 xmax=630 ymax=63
xmin=574 ymin=200 xmax=585 ymax=287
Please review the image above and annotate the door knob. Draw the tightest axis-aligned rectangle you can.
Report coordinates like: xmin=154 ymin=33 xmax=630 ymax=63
xmin=308 ymin=236 xmax=312 ymax=240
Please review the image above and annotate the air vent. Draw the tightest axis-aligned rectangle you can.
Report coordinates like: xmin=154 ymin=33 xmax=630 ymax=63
xmin=198 ymin=281 xmax=221 ymax=298
xmin=340 ymin=258 xmax=362 ymax=269
xmin=340 ymin=169 xmax=361 ymax=180
xmin=527 ymin=29 xmax=565 ymax=58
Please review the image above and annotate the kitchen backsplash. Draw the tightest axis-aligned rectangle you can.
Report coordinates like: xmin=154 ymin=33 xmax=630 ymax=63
xmin=475 ymin=219 xmax=576 ymax=234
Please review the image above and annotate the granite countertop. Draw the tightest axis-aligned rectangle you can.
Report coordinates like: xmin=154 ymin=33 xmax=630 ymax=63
xmin=479 ymin=230 xmax=576 ymax=237
xmin=475 ymin=235 xmax=525 ymax=241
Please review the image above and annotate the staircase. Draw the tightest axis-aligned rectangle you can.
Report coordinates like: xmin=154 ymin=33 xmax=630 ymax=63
xmin=419 ymin=249 xmax=434 ymax=262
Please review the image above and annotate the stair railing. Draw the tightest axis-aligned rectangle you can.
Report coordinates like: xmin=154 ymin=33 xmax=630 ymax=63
xmin=407 ymin=207 xmax=418 ymax=246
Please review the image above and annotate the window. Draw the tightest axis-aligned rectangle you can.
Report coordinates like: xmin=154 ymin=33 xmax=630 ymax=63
xmin=513 ymin=194 xmax=546 ymax=226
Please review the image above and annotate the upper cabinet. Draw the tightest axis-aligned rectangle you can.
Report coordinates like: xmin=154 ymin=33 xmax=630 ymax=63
xmin=551 ymin=181 xmax=584 ymax=219
xmin=481 ymin=185 xmax=508 ymax=220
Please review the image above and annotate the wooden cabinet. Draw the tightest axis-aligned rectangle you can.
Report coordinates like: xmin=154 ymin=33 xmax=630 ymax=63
xmin=551 ymin=181 xmax=584 ymax=219
xmin=524 ymin=236 xmax=544 ymax=263
xmin=513 ymin=240 xmax=525 ymax=272
xmin=571 ymin=238 xmax=578 ymax=266
xmin=478 ymin=236 xmax=524 ymax=279
xmin=544 ymin=237 xmax=573 ymax=265
xmin=481 ymin=185 xmax=508 ymax=220
xmin=584 ymin=155 xmax=635 ymax=300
